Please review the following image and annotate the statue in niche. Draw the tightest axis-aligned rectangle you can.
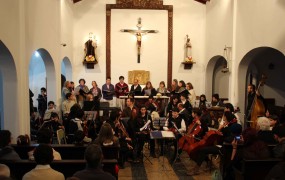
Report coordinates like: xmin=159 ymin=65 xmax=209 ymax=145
xmin=84 ymin=32 xmax=98 ymax=64
xmin=185 ymin=34 xmax=193 ymax=62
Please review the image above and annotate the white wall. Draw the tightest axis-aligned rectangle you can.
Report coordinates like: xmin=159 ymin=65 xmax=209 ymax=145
xmin=60 ymin=0 xmax=74 ymax=79
xmin=111 ymin=9 xmax=168 ymax=88
xmin=0 ymin=0 xmax=65 ymax=138
xmin=205 ymin=0 xmax=234 ymax=99
xmin=73 ymin=0 xmax=206 ymax=91
xmin=234 ymin=0 xmax=285 ymax=116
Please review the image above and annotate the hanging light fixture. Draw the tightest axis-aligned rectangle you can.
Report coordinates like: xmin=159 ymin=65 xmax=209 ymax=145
xmin=221 ymin=45 xmax=231 ymax=73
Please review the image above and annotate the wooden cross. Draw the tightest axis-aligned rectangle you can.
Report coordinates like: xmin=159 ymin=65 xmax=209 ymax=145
xmin=121 ymin=17 xmax=158 ymax=63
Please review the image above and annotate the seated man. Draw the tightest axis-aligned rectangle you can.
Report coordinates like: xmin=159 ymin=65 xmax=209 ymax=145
xmin=211 ymin=93 xmax=224 ymax=107
xmin=23 ymin=144 xmax=64 ymax=180
xmin=43 ymin=101 xmax=59 ymax=120
xmin=163 ymin=107 xmax=186 ymax=161
xmin=272 ymin=125 xmax=285 ymax=158
xmin=73 ymin=144 xmax=116 ymax=180
xmin=0 ymin=130 xmax=21 ymax=161
xmin=62 ymin=93 xmax=76 ymax=118
xmin=0 ymin=164 xmax=10 ymax=178
xmin=28 ymin=128 xmax=62 ymax=160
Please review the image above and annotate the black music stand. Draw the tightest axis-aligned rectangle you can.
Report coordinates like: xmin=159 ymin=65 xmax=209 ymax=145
xmin=150 ymin=131 xmax=175 ymax=171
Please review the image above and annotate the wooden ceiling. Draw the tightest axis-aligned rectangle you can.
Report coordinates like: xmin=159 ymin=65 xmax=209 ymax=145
xmin=72 ymin=0 xmax=82 ymax=3
xmin=72 ymin=0 xmax=210 ymax=4
xmin=194 ymin=0 xmax=210 ymax=4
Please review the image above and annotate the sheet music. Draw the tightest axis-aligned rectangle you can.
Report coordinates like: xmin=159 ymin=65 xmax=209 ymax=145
xmin=161 ymin=131 xmax=175 ymax=138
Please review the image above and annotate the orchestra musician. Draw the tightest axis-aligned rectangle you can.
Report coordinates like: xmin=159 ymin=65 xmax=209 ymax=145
xmin=187 ymin=111 xmax=241 ymax=176
xmin=134 ymin=106 xmax=156 ymax=159
xmin=111 ymin=109 xmax=133 ymax=168
xmin=246 ymin=84 xmax=266 ymax=122
xmin=122 ymin=98 xmax=138 ymax=148
xmin=163 ymin=107 xmax=186 ymax=161
xmin=145 ymin=95 xmax=160 ymax=114
xmin=166 ymin=95 xmax=180 ymax=117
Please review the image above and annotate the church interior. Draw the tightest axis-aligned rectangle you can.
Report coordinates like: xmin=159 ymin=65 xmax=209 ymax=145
xmin=1 ymin=0 xmax=285 ymax=179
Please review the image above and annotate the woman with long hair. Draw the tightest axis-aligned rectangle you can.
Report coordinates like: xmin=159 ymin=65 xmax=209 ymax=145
xmin=94 ymin=123 xmax=119 ymax=147
xmin=186 ymin=82 xmax=196 ymax=107
xmin=142 ymin=81 xmax=156 ymax=96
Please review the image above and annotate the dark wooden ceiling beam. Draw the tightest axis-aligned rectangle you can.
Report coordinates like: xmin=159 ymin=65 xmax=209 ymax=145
xmin=194 ymin=0 xmax=210 ymax=4
xmin=73 ymin=0 xmax=82 ymax=3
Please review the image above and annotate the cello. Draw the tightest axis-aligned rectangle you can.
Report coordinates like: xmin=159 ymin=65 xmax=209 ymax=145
xmin=248 ymin=75 xmax=267 ymax=129
xmin=178 ymin=119 xmax=202 ymax=152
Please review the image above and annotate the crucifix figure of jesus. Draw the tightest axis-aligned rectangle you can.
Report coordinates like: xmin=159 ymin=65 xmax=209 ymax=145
xmin=121 ymin=17 xmax=158 ymax=63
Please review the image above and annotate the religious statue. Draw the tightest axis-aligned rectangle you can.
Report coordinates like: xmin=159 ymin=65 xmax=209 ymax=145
xmin=121 ymin=17 xmax=158 ymax=63
xmin=84 ymin=32 xmax=98 ymax=64
xmin=185 ymin=34 xmax=193 ymax=62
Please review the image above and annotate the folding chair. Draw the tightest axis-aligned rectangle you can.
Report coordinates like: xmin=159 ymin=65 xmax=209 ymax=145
xmin=57 ymin=129 xmax=67 ymax=144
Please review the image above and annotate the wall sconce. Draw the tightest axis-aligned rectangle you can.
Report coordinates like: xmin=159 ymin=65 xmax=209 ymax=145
xmin=222 ymin=45 xmax=231 ymax=73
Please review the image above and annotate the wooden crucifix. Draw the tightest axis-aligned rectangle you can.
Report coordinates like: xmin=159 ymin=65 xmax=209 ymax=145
xmin=121 ymin=17 xmax=158 ymax=63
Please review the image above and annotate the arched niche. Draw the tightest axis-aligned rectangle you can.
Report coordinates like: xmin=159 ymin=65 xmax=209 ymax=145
xmin=0 ymin=40 xmax=18 ymax=131
xmin=29 ymin=48 xmax=56 ymax=113
xmin=61 ymin=56 xmax=72 ymax=82
xmin=205 ymin=55 xmax=229 ymax=100
xmin=238 ymin=47 xmax=285 ymax=125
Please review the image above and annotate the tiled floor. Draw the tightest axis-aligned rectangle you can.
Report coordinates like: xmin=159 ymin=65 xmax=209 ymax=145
xmin=118 ymin=146 xmax=219 ymax=180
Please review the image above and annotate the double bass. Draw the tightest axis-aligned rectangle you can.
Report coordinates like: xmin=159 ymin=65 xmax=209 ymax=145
xmin=248 ymin=75 xmax=267 ymax=129
xmin=178 ymin=120 xmax=201 ymax=153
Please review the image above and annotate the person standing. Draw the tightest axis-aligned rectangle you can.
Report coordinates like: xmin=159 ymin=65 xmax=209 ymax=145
xmin=37 ymin=87 xmax=47 ymax=118
xmin=115 ymin=76 xmax=129 ymax=110
xmin=62 ymin=81 xmax=71 ymax=102
xmin=102 ymin=77 xmax=115 ymax=107
xmin=130 ymin=79 xmax=142 ymax=96
xmin=186 ymin=82 xmax=196 ymax=107
xmin=89 ymin=81 xmax=102 ymax=110
xmin=75 ymin=79 xmax=89 ymax=108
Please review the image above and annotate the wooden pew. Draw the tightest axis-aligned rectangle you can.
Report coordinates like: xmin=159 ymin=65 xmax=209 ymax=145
xmin=220 ymin=143 xmax=277 ymax=179
xmin=3 ymin=159 xmax=118 ymax=180
xmin=11 ymin=144 xmax=119 ymax=160
xmin=234 ymin=158 xmax=281 ymax=180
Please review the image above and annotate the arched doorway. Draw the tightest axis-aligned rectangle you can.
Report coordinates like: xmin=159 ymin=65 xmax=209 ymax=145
xmin=0 ymin=40 xmax=18 ymax=130
xmin=61 ymin=57 xmax=72 ymax=88
xmin=205 ymin=55 xmax=230 ymax=100
xmin=238 ymin=47 xmax=285 ymax=125
xmin=29 ymin=48 xmax=56 ymax=118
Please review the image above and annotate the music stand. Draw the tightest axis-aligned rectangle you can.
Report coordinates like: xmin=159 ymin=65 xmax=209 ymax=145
xmin=150 ymin=130 xmax=175 ymax=171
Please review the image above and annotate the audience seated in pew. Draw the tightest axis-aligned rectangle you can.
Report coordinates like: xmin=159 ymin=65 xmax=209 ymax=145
xmin=0 ymin=163 xmax=10 ymax=178
xmin=93 ymin=123 xmax=120 ymax=147
xmin=23 ymin=144 xmax=65 ymax=180
xmin=28 ymin=128 xmax=62 ymax=160
xmin=227 ymin=128 xmax=271 ymax=179
xmin=257 ymin=117 xmax=276 ymax=145
xmin=72 ymin=144 xmax=116 ymax=180
xmin=0 ymin=130 xmax=21 ymax=162
xmin=265 ymin=151 xmax=285 ymax=180
xmin=272 ymin=125 xmax=285 ymax=158
xmin=4 ymin=157 xmax=118 ymax=179
xmin=16 ymin=134 xmax=30 ymax=146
